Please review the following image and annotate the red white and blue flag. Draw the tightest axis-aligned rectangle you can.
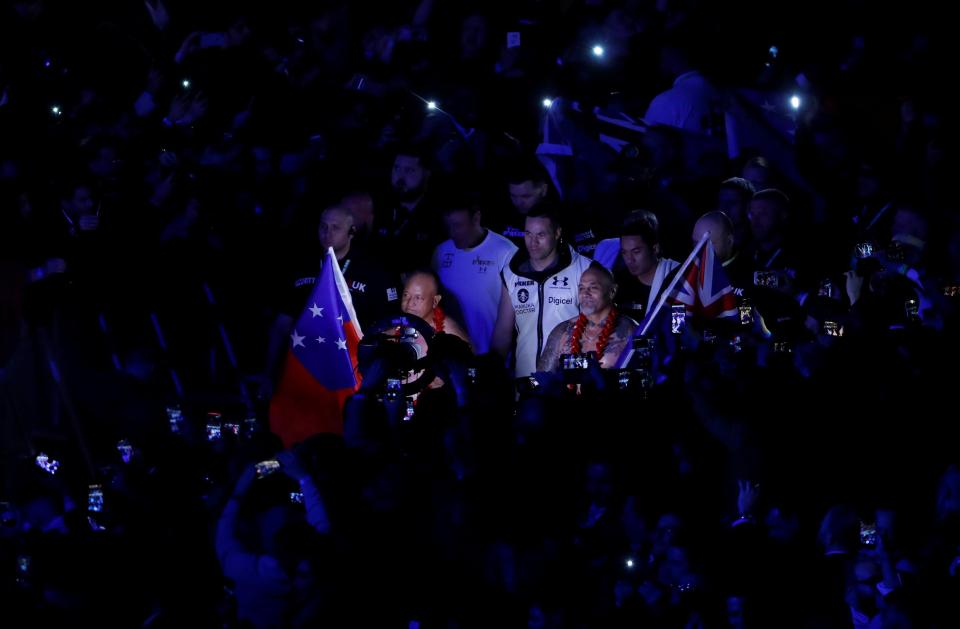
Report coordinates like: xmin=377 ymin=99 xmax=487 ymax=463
xmin=670 ymin=240 xmax=738 ymax=321
xmin=269 ymin=248 xmax=362 ymax=447
xmin=617 ymin=238 xmax=737 ymax=368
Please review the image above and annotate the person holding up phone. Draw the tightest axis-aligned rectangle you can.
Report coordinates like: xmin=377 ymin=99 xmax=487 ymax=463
xmin=216 ymin=450 xmax=331 ymax=628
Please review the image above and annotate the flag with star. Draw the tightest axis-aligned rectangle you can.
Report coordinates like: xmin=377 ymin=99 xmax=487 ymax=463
xmin=269 ymin=248 xmax=363 ymax=446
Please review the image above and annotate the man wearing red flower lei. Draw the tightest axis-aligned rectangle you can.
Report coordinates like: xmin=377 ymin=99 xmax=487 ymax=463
xmin=537 ymin=266 xmax=637 ymax=371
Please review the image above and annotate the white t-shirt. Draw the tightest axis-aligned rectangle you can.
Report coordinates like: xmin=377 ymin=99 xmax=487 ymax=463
xmin=432 ymin=230 xmax=518 ymax=355
xmin=644 ymin=71 xmax=723 ymax=134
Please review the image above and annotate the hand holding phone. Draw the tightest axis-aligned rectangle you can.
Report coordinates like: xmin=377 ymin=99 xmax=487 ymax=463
xmin=35 ymin=453 xmax=59 ymax=475
xmin=255 ymin=459 xmax=280 ymax=479
xmin=671 ymin=305 xmax=687 ymax=334
xmin=560 ymin=352 xmax=595 ymax=384
xmin=516 ymin=375 xmax=540 ymax=395
xmin=88 ymin=484 xmax=104 ymax=513
xmin=385 ymin=377 xmax=402 ymax=401
xmin=166 ymin=405 xmax=183 ymax=433
xmin=117 ymin=439 xmax=134 ymax=463
xmin=753 ymin=271 xmax=779 ymax=289
xmin=206 ymin=423 xmax=222 ymax=441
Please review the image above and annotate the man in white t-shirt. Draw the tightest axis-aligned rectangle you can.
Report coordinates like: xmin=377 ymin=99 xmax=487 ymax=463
xmin=643 ymin=39 xmax=722 ymax=134
xmin=432 ymin=199 xmax=518 ymax=355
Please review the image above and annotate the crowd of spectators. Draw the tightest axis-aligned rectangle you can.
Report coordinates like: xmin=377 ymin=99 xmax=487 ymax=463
xmin=1 ymin=1 xmax=959 ymax=626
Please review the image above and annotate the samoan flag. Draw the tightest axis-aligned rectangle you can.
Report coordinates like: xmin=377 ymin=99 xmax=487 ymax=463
xmin=269 ymin=248 xmax=362 ymax=447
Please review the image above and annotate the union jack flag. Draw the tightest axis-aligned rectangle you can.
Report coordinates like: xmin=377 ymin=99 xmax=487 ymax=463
xmin=670 ymin=240 xmax=738 ymax=320
xmin=616 ymin=239 xmax=737 ymax=369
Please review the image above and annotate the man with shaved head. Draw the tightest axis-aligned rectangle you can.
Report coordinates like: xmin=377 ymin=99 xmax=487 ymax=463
xmin=313 ymin=205 xmax=400 ymax=326
xmin=538 ymin=266 xmax=637 ymax=372
xmin=692 ymin=210 xmax=735 ymax=262
xmin=692 ymin=210 xmax=751 ymax=289
xmin=319 ymin=205 xmax=356 ymax=261
xmin=401 ymin=270 xmax=471 ymax=345
xmin=260 ymin=205 xmax=401 ymax=398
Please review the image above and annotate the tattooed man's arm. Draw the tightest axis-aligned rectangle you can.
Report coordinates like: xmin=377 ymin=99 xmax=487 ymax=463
xmin=537 ymin=320 xmax=574 ymax=373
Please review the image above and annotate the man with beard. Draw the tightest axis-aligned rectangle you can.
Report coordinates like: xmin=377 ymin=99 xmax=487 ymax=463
xmin=537 ymin=266 xmax=637 ymax=372
xmin=373 ymin=145 xmax=445 ymax=270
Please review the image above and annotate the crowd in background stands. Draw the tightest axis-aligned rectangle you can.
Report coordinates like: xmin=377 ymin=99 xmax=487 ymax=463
xmin=2 ymin=1 xmax=960 ymax=626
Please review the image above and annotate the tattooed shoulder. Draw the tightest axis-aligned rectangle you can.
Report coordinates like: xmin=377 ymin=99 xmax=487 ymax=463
xmin=538 ymin=319 xmax=577 ymax=372
xmin=601 ymin=317 xmax=638 ymax=360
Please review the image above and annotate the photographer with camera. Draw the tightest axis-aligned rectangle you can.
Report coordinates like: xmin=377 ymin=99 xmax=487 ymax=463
xmin=400 ymin=270 xmax=471 ymax=345
xmin=345 ymin=290 xmax=475 ymax=453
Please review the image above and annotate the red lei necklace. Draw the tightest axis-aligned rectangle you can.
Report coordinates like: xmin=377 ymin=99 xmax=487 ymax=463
xmin=570 ymin=307 xmax=618 ymax=357
xmin=432 ymin=306 xmax=446 ymax=333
